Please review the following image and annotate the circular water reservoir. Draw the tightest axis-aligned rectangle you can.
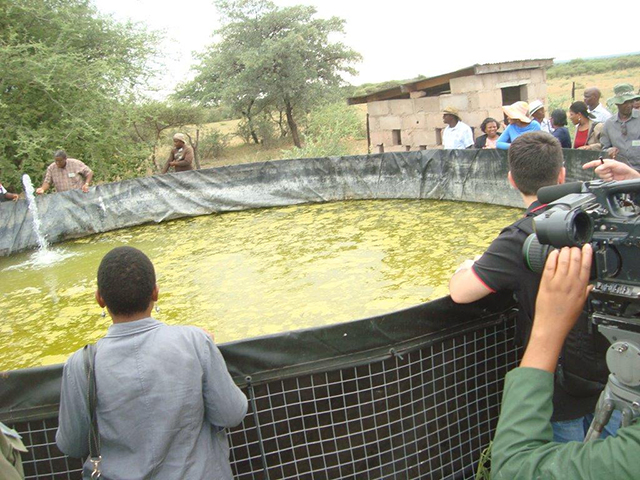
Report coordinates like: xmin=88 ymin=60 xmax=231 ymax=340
xmin=0 ymin=199 xmax=521 ymax=370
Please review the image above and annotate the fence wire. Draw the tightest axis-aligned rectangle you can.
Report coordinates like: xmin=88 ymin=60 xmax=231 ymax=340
xmin=12 ymin=318 xmax=520 ymax=479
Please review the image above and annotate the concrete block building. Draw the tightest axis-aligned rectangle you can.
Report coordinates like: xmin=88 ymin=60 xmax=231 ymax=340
xmin=348 ymin=59 xmax=553 ymax=152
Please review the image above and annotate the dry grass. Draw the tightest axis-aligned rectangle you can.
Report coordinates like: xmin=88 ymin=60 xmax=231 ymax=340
xmin=181 ymin=104 xmax=370 ymax=168
xmin=547 ymin=68 xmax=640 ymax=107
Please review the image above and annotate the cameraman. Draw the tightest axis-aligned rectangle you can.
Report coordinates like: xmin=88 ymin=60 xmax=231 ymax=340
xmin=492 ymin=245 xmax=640 ymax=479
xmin=449 ymin=132 xmax=617 ymax=442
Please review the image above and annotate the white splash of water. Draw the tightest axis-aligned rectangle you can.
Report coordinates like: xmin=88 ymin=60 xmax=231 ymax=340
xmin=19 ymin=174 xmax=76 ymax=268
xmin=22 ymin=174 xmax=50 ymax=251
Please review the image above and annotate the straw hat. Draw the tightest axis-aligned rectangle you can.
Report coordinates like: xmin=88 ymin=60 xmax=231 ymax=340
xmin=503 ymin=101 xmax=531 ymax=123
xmin=442 ymin=106 xmax=460 ymax=118
xmin=608 ymin=83 xmax=640 ymax=105
xmin=528 ymin=100 xmax=544 ymax=116
xmin=173 ymin=133 xmax=188 ymax=144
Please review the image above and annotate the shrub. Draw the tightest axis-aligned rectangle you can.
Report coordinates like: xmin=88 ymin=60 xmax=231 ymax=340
xmin=198 ymin=129 xmax=230 ymax=160
xmin=236 ymin=115 xmax=277 ymax=146
xmin=281 ymin=102 xmax=365 ymax=159
xmin=305 ymin=102 xmax=366 ymax=141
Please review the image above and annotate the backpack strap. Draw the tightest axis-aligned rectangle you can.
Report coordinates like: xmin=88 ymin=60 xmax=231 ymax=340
xmin=83 ymin=344 xmax=102 ymax=478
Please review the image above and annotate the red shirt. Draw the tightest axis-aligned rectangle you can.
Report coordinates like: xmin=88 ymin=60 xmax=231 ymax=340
xmin=574 ymin=128 xmax=589 ymax=148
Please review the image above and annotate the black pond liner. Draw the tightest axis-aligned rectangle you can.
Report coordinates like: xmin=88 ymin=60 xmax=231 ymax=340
xmin=0 ymin=149 xmax=600 ymax=479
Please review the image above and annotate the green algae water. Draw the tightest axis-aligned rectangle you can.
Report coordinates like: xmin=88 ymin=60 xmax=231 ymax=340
xmin=0 ymin=199 xmax=521 ymax=371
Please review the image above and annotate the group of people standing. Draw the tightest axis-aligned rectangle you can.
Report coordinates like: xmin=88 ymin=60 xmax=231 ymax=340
xmin=442 ymin=83 xmax=640 ymax=170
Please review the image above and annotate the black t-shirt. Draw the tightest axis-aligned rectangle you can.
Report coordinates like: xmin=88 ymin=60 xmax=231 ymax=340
xmin=472 ymin=202 xmax=544 ymax=345
xmin=472 ymin=201 xmax=607 ymax=421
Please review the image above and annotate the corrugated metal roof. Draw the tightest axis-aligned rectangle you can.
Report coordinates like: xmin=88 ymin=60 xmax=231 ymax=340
xmin=347 ymin=58 xmax=554 ymax=105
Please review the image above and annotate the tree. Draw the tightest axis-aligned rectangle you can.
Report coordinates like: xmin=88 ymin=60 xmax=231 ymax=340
xmin=0 ymin=0 xmax=159 ymax=189
xmin=176 ymin=0 xmax=361 ymax=148
xmin=132 ymin=101 xmax=208 ymax=171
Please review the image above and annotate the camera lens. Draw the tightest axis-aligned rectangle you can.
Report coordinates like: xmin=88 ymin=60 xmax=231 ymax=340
xmin=534 ymin=208 xmax=594 ymax=248
xmin=522 ymin=234 xmax=555 ymax=274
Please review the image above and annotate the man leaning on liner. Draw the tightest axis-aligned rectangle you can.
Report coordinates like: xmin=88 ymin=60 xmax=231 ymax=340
xmin=448 ymin=131 xmax=617 ymax=443
xmin=56 ymin=246 xmax=248 ymax=479
xmin=36 ymin=150 xmax=93 ymax=194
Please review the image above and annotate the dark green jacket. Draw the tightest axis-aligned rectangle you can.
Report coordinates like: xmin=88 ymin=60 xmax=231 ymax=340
xmin=492 ymin=368 xmax=640 ymax=479
xmin=0 ymin=422 xmax=26 ymax=480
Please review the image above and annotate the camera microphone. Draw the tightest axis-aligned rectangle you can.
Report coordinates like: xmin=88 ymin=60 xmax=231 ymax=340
xmin=537 ymin=182 xmax=583 ymax=205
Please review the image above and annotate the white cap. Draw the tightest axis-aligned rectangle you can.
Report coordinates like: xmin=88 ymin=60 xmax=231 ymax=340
xmin=528 ymin=100 xmax=544 ymax=116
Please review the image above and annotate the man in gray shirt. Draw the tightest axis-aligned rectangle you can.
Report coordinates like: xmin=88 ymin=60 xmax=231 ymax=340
xmin=56 ymin=246 xmax=248 ymax=479
xmin=601 ymin=83 xmax=640 ymax=170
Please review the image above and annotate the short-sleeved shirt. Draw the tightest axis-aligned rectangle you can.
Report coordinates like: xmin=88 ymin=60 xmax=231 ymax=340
xmin=471 ymin=201 xmax=607 ymax=421
xmin=600 ymin=111 xmax=640 ymax=169
xmin=539 ymin=117 xmax=554 ymax=134
xmin=589 ymin=103 xmax=612 ymax=123
xmin=43 ymin=158 xmax=92 ymax=192
xmin=471 ymin=203 xmax=545 ymax=345
xmin=442 ymin=121 xmax=473 ymax=149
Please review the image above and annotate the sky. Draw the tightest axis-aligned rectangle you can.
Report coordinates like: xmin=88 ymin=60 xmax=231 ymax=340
xmin=93 ymin=0 xmax=638 ymax=98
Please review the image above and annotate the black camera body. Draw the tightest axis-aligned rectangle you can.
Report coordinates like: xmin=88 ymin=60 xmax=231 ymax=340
xmin=523 ymin=179 xmax=640 ymax=333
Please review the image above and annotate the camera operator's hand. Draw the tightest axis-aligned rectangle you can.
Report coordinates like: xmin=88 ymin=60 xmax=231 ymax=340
xmin=521 ymin=245 xmax=592 ymax=373
xmin=582 ymin=158 xmax=640 ymax=181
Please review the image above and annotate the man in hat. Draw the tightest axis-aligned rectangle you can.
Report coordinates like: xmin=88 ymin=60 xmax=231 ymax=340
xmin=584 ymin=87 xmax=612 ymax=123
xmin=529 ymin=100 xmax=553 ymax=133
xmin=441 ymin=107 xmax=473 ymax=149
xmin=162 ymin=133 xmax=194 ymax=174
xmin=36 ymin=150 xmax=93 ymax=194
xmin=600 ymin=83 xmax=640 ymax=170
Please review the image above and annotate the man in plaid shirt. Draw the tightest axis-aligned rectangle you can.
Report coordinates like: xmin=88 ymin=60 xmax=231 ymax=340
xmin=36 ymin=150 xmax=93 ymax=194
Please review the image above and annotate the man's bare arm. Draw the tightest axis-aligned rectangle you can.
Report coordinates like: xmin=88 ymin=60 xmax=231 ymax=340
xmin=35 ymin=182 xmax=50 ymax=194
xmin=449 ymin=260 xmax=493 ymax=303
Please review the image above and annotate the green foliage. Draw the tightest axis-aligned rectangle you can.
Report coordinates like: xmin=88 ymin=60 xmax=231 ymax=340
xmin=198 ymin=129 xmax=230 ymax=160
xmin=281 ymin=135 xmax=351 ymax=159
xmin=131 ymin=101 xmax=208 ymax=170
xmin=282 ymin=102 xmax=364 ymax=159
xmin=548 ymin=54 xmax=640 ymax=79
xmin=176 ymin=0 xmax=361 ymax=148
xmin=475 ymin=442 xmax=492 ymax=480
xmin=0 ymin=0 xmax=160 ymax=190
xmin=205 ymin=106 xmax=234 ymax=123
xmin=304 ymin=102 xmax=365 ymax=141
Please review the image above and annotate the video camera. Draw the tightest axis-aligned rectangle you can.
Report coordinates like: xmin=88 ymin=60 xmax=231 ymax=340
xmin=523 ymin=178 xmax=640 ymax=331
xmin=523 ymin=178 xmax=640 ymax=435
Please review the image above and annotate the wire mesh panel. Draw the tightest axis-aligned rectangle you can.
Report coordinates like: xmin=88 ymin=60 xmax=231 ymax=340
xmin=11 ymin=318 xmax=519 ymax=479
xmin=12 ymin=417 xmax=83 ymax=479
xmin=229 ymin=318 xmax=520 ymax=480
